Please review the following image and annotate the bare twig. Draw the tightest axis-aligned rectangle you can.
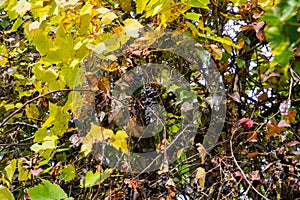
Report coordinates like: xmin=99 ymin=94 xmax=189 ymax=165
xmin=230 ymin=129 xmax=270 ymax=200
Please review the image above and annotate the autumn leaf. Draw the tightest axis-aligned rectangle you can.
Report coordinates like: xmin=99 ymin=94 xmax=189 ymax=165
xmin=109 ymin=130 xmax=129 ymax=154
xmin=247 ymin=132 xmax=257 ymax=142
xmin=12 ymin=0 xmax=31 ymax=16
xmin=165 ymin=178 xmax=176 ymax=197
xmin=195 ymin=167 xmax=206 ymax=189
xmin=284 ymin=110 xmax=297 ymax=123
xmin=248 ymin=151 xmax=259 ymax=158
xmin=266 ymin=123 xmax=286 ymax=140
xmin=237 ymin=118 xmax=254 ymax=130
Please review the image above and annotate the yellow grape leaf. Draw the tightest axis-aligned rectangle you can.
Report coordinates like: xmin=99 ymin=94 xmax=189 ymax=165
xmin=80 ymin=3 xmax=93 ymax=15
xmin=196 ymin=143 xmax=206 ymax=164
xmin=231 ymin=0 xmax=248 ymax=6
xmin=12 ymin=0 xmax=31 ymax=16
xmin=110 ymin=130 xmax=129 ymax=154
xmin=123 ymin=19 xmax=143 ymax=38
xmin=30 ymin=135 xmax=58 ymax=153
xmin=120 ymin=0 xmax=132 ymax=12
xmin=2 ymin=159 xmax=17 ymax=187
xmin=81 ymin=125 xmax=113 ymax=156
xmin=210 ymin=44 xmax=223 ymax=60
xmin=101 ymin=12 xmax=118 ymax=25
xmin=0 ymin=186 xmax=14 ymax=200
xmin=196 ymin=167 xmax=206 ymax=189
xmin=258 ymin=0 xmax=279 ymax=9
xmin=25 ymin=103 xmax=40 ymax=121
xmin=0 ymin=45 xmax=8 ymax=66
xmin=93 ymin=42 xmax=106 ymax=54
xmin=136 ymin=0 xmax=150 ymax=14
xmin=18 ymin=159 xmax=30 ymax=181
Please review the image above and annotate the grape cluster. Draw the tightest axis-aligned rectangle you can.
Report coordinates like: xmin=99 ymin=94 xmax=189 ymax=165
xmin=141 ymin=86 xmax=159 ymax=125
xmin=132 ymin=85 xmax=160 ymax=126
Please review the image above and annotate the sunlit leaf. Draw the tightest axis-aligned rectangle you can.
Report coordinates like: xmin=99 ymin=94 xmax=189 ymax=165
xmin=186 ymin=0 xmax=210 ymax=9
xmin=81 ymin=125 xmax=113 ymax=156
xmin=110 ymin=130 xmax=129 ymax=154
xmin=27 ymin=179 xmax=68 ymax=200
xmin=2 ymin=159 xmax=17 ymax=187
xmin=123 ymin=19 xmax=143 ymax=38
xmin=80 ymin=168 xmax=112 ymax=188
xmin=195 ymin=167 xmax=206 ymax=189
xmin=136 ymin=0 xmax=150 ymax=14
xmin=60 ymin=164 xmax=75 ymax=182
xmin=0 ymin=186 xmax=14 ymax=200
xmin=12 ymin=0 xmax=31 ymax=16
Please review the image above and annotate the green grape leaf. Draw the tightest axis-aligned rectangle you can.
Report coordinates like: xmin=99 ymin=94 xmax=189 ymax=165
xmin=80 ymin=168 xmax=112 ymax=188
xmin=2 ymin=159 xmax=17 ymax=187
xmin=18 ymin=159 xmax=30 ymax=181
xmin=186 ymin=0 xmax=210 ymax=9
xmin=25 ymin=103 xmax=40 ymax=121
xmin=60 ymin=164 xmax=75 ymax=182
xmin=27 ymin=179 xmax=69 ymax=200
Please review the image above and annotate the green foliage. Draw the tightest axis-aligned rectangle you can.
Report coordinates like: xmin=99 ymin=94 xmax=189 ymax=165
xmin=27 ymin=179 xmax=71 ymax=200
xmin=0 ymin=0 xmax=299 ymax=199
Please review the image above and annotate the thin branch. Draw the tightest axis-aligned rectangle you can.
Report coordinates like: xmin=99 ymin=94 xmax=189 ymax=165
xmin=230 ymin=129 xmax=270 ymax=200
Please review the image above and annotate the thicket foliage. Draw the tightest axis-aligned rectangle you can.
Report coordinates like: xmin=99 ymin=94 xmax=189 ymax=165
xmin=0 ymin=0 xmax=300 ymax=199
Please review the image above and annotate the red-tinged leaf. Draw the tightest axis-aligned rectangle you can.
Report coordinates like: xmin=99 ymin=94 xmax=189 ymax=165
xmin=266 ymin=123 xmax=286 ymax=140
xmin=288 ymin=141 xmax=300 ymax=146
xmin=250 ymin=170 xmax=260 ymax=181
xmin=261 ymin=70 xmax=279 ymax=82
xmin=256 ymin=31 xmax=265 ymax=42
xmin=278 ymin=120 xmax=290 ymax=127
xmin=234 ymin=171 xmax=243 ymax=179
xmin=248 ymin=151 xmax=259 ymax=158
xmin=260 ymin=74 xmax=269 ymax=82
xmin=30 ymin=168 xmax=43 ymax=176
xmin=252 ymin=21 xmax=265 ymax=32
xmin=285 ymin=110 xmax=297 ymax=123
xmin=247 ymin=132 xmax=257 ymax=142
xmin=258 ymin=92 xmax=268 ymax=102
xmin=237 ymin=118 xmax=253 ymax=130
xmin=290 ymin=150 xmax=300 ymax=156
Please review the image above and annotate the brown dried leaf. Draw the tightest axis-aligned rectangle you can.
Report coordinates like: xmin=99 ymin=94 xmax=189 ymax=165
xmin=195 ymin=167 xmax=206 ymax=189
xmin=165 ymin=178 xmax=176 ymax=197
